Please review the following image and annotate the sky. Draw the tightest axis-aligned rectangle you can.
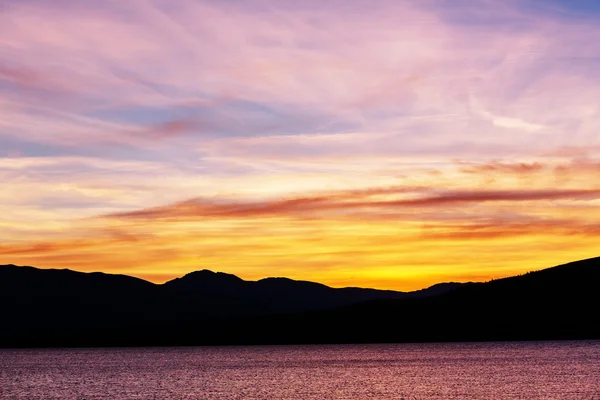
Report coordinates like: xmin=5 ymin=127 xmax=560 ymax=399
xmin=1 ymin=0 xmax=600 ymax=290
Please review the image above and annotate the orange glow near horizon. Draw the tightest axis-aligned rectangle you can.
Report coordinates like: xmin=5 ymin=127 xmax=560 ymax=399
xmin=1 ymin=0 xmax=600 ymax=291
xmin=3 ymin=180 xmax=600 ymax=291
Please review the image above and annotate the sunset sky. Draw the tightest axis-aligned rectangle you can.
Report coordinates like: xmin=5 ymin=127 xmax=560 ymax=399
xmin=1 ymin=0 xmax=600 ymax=290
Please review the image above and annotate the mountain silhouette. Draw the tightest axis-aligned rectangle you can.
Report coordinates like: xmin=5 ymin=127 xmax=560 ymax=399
xmin=1 ymin=256 xmax=598 ymax=347
xmin=0 ymin=264 xmax=462 ymax=347
xmin=250 ymin=256 xmax=600 ymax=345
xmin=162 ymin=270 xmax=462 ymax=316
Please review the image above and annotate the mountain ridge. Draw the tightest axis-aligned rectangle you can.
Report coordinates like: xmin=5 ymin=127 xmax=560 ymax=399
xmin=0 ymin=263 xmax=464 ymax=325
xmin=1 ymin=256 xmax=599 ymax=347
xmin=0 ymin=263 xmax=465 ymax=293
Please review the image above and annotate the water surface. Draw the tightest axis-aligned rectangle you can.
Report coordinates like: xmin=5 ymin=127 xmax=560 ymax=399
xmin=1 ymin=341 xmax=599 ymax=399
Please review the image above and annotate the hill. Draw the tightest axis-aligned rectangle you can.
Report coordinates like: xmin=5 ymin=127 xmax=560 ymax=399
xmin=1 ymin=257 xmax=598 ymax=347
xmin=0 ymin=264 xmax=460 ymax=347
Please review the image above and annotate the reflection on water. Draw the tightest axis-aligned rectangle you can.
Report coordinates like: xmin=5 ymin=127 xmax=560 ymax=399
xmin=1 ymin=341 xmax=599 ymax=399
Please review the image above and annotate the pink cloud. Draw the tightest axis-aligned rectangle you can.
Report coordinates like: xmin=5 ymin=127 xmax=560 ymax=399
xmin=1 ymin=0 xmax=597 ymax=119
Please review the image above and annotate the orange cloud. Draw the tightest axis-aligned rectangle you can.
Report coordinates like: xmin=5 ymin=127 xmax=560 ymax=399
xmin=459 ymin=161 xmax=546 ymax=175
xmin=102 ymin=187 xmax=600 ymax=221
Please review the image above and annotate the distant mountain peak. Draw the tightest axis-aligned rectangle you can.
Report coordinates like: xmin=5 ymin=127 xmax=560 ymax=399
xmin=163 ymin=269 xmax=245 ymax=291
xmin=182 ymin=269 xmax=243 ymax=280
xmin=257 ymin=276 xmax=328 ymax=287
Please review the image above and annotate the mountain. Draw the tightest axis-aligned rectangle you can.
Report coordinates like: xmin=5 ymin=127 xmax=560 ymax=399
xmin=1 ymin=257 xmax=598 ymax=347
xmin=161 ymin=270 xmax=462 ymax=316
xmin=0 ymin=264 xmax=461 ymax=347
xmin=246 ymin=256 xmax=600 ymax=344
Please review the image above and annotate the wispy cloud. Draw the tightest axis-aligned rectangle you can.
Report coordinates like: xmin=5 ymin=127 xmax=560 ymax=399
xmin=103 ymin=187 xmax=600 ymax=221
xmin=459 ymin=161 xmax=546 ymax=175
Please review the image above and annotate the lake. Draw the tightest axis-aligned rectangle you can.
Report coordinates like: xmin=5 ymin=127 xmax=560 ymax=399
xmin=1 ymin=341 xmax=599 ymax=399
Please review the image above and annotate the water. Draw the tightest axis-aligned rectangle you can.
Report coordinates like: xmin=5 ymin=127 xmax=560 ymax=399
xmin=1 ymin=341 xmax=599 ymax=399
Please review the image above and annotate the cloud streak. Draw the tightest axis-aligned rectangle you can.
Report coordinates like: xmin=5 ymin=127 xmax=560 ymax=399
xmin=103 ymin=187 xmax=600 ymax=221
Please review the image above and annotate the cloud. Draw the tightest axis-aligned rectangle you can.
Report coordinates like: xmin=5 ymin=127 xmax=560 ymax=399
xmin=459 ymin=160 xmax=546 ymax=174
xmin=2 ymin=0 xmax=600 ymax=145
xmin=455 ymin=157 xmax=600 ymax=188
xmin=544 ymin=146 xmax=600 ymax=158
xmin=132 ymin=119 xmax=196 ymax=140
xmin=490 ymin=115 xmax=546 ymax=132
xmin=0 ymin=66 xmax=45 ymax=88
xmin=421 ymin=218 xmax=600 ymax=240
xmin=102 ymin=187 xmax=600 ymax=221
